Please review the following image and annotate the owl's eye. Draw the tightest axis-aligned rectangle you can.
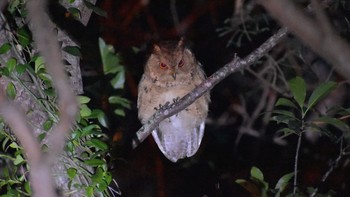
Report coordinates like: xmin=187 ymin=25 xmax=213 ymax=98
xmin=159 ymin=62 xmax=168 ymax=69
xmin=178 ymin=59 xmax=184 ymax=67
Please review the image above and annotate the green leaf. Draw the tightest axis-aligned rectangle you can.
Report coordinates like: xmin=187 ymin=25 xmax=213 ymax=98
xmin=277 ymin=128 xmax=298 ymax=138
xmin=63 ymin=46 xmax=82 ymax=57
xmin=78 ymin=95 xmax=91 ymax=104
xmin=275 ymin=172 xmax=294 ymax=192
xmin=314 ymin=116 xmax=349 ymax=132
xmin=81 ymin=124 xmax=98 ymax=137
xmin=9 ymin=142 xmax=19 ymax=149
xmin=275 ymin=98 xmax=298 ymax=109
xmin=43 ymin=119 xmax=53 ymax=131
xmin=95 ymin=110 xmax=108 ymax=128
xmin=34 ymin=56 xmax=45 ymax=73
xmin=44 ymin=88 xmax=55 ymax=97
xmin=108 ymin=96 xmax=131 ymax=108
xmin=288 ymin=77 xmax=306 ymax=109
xmin=305 ymin=81 xmax=337 ymax=115
xmin=13 ymin=154 xmax=24 ymax=165
xmin=17 ymin=27 xmax=31 ymax=47
xmin=251 ymin=166 xmax=264 ymax=181
xmin=86 ymin=186 xmax=94 ymax=197
xmin=6 ymin=82 xmax=17 ymax=100
xmin=86 ymin=139 xmax=108 ymax=151
xmin=67 ymin=168 xmax=77 ymax=180
xmin=114 ymin=109 xmax=125 ymax=117
xmin=15 ymin=64 xmax=27 ymax=75
xmin=0 ymin=43 xmax=11 ymax=54
xmin=0 ymin=67 xmax=10 ymax=76
xmin=80 ymin=104 xmax=92 ymax=117
xmin=84 ymin=158 xmax=105 ymax=167
xmin=99 ymin=38 xmax=124 ymax=74
xmin=24 ymin=181 xmax=31 ymax=195
xmin=68 ymin=7 xmax=81 ymax=19
xmin=6 ymin=58 xmax=17 ymax=73
xmin=272 ymin=110 xmax=296 ymax=119
xmin=84 ymin=0 xmax=107 ymax=17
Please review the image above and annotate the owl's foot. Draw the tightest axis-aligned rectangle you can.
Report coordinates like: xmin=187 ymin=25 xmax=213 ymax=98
xmin=154 ymin=101 xmax=170 ymax=111
xmin=172 ymin=96 xmax=181 ymax=103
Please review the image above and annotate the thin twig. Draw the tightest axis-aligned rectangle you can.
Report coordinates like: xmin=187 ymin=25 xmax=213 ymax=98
xmin=132 ymin=27 xmax=288 ymax=148
xmin=259 ymin=0 xmax=350 ymax=80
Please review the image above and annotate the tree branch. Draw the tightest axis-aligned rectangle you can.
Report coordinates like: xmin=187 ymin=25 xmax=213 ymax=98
xmin=0 ymin=92 xmax=56 ymax=196
xmin=26 ymin=0 xmax=78 ymax=157
xmin=132 ymin=27 xmax=288 ymax=148
xmin=259 ymin=0 xmax=350 ymax=80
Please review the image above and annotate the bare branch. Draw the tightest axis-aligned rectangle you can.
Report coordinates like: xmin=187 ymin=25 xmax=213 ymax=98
xmin=259 ymin=0 xmax=350 ymax=80
xmin=26 ymin=0 xmax=78 ymax=156
xmin=0 ymin=92 xmax=56 ymax=196
xmin=133 ymin=27 xmax=288 ymax=148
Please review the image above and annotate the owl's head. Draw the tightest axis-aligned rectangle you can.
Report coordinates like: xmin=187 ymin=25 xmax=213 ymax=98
xmin=145 ymin=38 xmax=197 ymax=85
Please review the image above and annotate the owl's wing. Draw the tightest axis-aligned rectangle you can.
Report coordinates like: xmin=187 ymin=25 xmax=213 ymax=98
xmin=152 ymin=122 xmax=205 ymax=162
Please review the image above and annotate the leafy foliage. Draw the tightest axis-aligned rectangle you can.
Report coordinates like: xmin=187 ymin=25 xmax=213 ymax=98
xmin=0 ymin=1 xmax=124 ymax=196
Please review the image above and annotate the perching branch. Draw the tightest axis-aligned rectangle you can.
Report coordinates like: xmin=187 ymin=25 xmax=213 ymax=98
xmin=259 ymin=0 xmax=350 ymax=80
xmin=132 ymin=27 xmax=288 ymax=148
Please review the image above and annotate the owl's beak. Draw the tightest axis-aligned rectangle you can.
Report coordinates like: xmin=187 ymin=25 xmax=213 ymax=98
xmin=172 ymin=72 xmax=177 ymax=80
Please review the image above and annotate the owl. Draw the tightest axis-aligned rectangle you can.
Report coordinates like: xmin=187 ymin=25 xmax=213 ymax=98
xmin=137 ymin=38 xmax=210 ymax=162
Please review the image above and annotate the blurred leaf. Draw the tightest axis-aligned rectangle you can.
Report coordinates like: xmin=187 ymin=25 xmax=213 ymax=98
xmin=68 ymin=7 xmax=81 ymax=19
xmin=272 ymin=110 xmax=296 ymax=119
xmin=63 ymin=46 xmax=81 ymax=57
xmin=80 ymin=104 xmax=92 ymax=117
xmin=251 ymin=166 xmax=264 ymax=182
xmin=6 ymin=82 xmax=16 ymax=100
xmin=86 ymin=186 xmax=94 ymax=197
xmin=84 ymin=158 xmax=105 ymax=167
xmin=99 ymin=38 xmax=124 ymax=74
xmin=38 ymin=73 xmax=52 ymax=82
xmin=44 ymin=88 xmax=55 ymax=97
xmin=13 ymin=154 xmax=24 ymax=165
xmin=96 ymin=110 xmax=108 ymax=128
xmin=86 ymin=139 xmax=108 ymax=151
xmin=235 ymin=179 xmax=261 ymax=197
xmin=78 ymin=95 xmax=91 ymax=104
xmin=17 ymin=27 xmax=31 ymax=47
xmin=43 ymin=119 xmax=53 ymax=131
xmin=0 ymin=43 xmax=11 ymax=54
xmin=67 ymin=168 xmax=77 ymax=180
xmin=110 ymin=70 xmax=125 ymax=89
xmin=314 ymin=116 xmax=349 ymax=132
xmin=24 ymin=181 xmax=31 ymax=195
xmin=34 ymin=56 xmax=45 ymax=73
xmin=6 ymin=58 xmax=17 ymax=73
xmin=305 ymin=81 xmax=337 ymax=115
xmin=15 ymin=64 xmax=27 ymax=75
xmin=84 ymin=0 xmax=107 ymax=17
xmin=0 ymin=67 xmax=10 ymax=76
xmin=275 ymin=172 xmax=294 ymax=192
xmin=275 ymin=98 xmax=298 ymax=109
xmin=114 ymin=109 xmax=125 ymax=117
xmin=278 ymin=128 xmax=297 ymax=137
xmin=288 ymin=77 xmax=306 ymax=110
xmin=109 ymin=96 xmax=131 ymax=109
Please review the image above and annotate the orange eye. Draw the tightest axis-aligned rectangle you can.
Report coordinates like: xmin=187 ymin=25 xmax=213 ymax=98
xmin=178 ymin=59 xmax=184 ymax=67
xmin=159 ymin=62 xmax=168 ymax=69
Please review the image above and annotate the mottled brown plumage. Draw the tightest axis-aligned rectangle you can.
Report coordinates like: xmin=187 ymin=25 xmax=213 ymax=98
xmin=137 ymin=38 xmax=210 ymax=162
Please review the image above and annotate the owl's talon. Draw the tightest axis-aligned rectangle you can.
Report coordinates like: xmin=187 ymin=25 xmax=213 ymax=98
xmin=172 ymin=97 xmax=181 ymax=103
